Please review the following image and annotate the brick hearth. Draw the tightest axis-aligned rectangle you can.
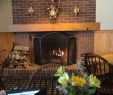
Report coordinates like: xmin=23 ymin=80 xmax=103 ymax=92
xmin=4 ymin=64 xmax=76 ymax=76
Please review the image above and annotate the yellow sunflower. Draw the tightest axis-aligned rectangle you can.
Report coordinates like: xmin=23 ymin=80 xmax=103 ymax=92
xmin=71 ymin=75 xmax=86 ymax=87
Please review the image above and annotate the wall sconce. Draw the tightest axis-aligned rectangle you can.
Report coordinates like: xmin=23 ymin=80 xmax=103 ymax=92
xmin=28 ymin=7 xmax=34 ymax=15
xmin=73 ymin=6 xmax=80 ymax=17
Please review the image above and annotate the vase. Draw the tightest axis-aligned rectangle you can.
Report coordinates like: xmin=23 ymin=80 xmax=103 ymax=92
xmin=65 ymin=88 xmax=84 ymax=95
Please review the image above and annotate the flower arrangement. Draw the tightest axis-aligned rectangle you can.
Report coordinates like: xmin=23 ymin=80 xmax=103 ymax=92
xmin=54 ymin=58 xmax=101 ymax=95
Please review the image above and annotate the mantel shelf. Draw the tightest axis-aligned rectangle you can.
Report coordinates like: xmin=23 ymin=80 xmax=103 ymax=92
xmin=9 ymin=23 xmax=100 ymax=32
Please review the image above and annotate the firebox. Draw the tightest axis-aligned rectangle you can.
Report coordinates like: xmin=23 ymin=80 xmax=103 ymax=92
xmin=34 ymin=32 xmax=76 ymax=65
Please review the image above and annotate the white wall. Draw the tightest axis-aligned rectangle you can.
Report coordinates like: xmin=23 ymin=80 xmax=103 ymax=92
xmin=94 ymin=31 xmax=113 ymax=55
xmin=0 ymin=0 xmax=12 ymax=32
xmin=96 ymin=0 xmax=113 ymax=30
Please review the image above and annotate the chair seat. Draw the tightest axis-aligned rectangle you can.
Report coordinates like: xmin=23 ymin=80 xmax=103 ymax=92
xmin=102 ymin=53 xmax=113 ymax=64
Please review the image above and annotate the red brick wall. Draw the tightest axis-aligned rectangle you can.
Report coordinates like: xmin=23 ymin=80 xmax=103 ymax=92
xmin=12 ymin=0 xmax=95 ymax=59
xmin=12 ymin=0 xmax=96 ymax=24
xmin=76 ymin=31 xmax=94 ymax=57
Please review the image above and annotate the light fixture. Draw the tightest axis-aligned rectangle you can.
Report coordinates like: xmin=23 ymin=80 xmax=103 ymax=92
xmin=47 ymin=4 xmax=59 ymax=22
xmin=73 ymin=6 xmax=80 ymax=17
xmin=28 ymin=7 xmax=34 ymax=15
xmin=47 ymin=0 xmax=60 ymax=23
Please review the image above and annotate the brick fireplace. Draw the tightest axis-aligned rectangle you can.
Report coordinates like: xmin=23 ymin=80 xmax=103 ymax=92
xmin=33 ymin=32 xmax=76 ymax=65
xmin=14 ymin=31 xmax=94 ymax=65
xmin=9 ymin=0 xmax=99 ymax=65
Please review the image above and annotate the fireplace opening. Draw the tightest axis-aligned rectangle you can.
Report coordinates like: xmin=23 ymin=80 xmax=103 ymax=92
xmin=34 ymin=32 xmax=76 ymax=65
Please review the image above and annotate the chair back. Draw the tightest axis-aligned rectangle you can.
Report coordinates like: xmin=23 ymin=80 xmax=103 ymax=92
xmin=82 ymin=53 xmax=111 ymax=75
xmin=0 ymin=49 xmax=8 ymax=65
xmin=0 ymin=49 xmax=8 ymax=90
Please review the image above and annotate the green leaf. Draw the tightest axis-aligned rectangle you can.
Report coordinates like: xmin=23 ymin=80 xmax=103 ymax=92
xmin=89 ymin=74 xmax=101 ymax=88
xmin=86 ymin=88 xmax=96 ymax=95
xmin=66 ymin=91 xmax=74 ymax=95
xmin=58 ymin=72 xmax=69 ymax=87
xmin=54 ymin=66 xmax=65 ymax=77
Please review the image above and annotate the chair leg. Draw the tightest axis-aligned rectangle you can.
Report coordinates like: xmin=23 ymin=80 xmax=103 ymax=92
xmin=0 ymin=79 xmax=5 ymax=90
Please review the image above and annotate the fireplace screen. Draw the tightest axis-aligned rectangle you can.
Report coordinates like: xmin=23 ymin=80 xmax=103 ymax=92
xmin=34 ymin=32 xmax=76 ymax=65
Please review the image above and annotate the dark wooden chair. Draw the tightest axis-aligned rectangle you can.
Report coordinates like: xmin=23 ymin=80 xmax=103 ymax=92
xmin=81 ymin=53 xmax=113 ymax=95
xmin=0 ymin=49 xmax=9 ymax=90
xmin=26 ymin=63 xmax=61 ymax=95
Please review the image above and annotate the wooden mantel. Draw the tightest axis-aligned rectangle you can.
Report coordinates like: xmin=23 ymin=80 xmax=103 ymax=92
xmin=9 ymin=23 xmax=100 ymax=32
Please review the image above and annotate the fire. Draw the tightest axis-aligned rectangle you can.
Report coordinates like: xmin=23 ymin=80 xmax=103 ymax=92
xmin=50 ymin=48 xmax=64 ymax=57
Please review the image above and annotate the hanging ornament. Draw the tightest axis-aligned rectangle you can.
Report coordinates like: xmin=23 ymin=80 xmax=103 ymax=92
xmin=47 ymin=4 xmax=59 ymax=22
xmin=51 ymin=0 xmax=54 ymax=3
xmin=28 ymin=7 xmax=35 ymax=15
xmin=47 ymin=0 xmax=60 ymax=22
xmin=73 ymin=6 xmax=80 ymax=17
